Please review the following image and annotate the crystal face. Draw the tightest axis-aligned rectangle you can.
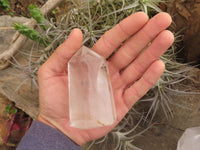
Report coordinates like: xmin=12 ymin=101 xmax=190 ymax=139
xmin=68 ymin=46 xmax=116 ymax=129
xmin=177 ymin=127 xmax=200 ymax=150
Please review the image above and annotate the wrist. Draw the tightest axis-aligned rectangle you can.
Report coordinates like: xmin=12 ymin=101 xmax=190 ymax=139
xmin=37 ymin=114 xmax=57 ymax=130
xmin=37 ymin=114 xmax=85 ymax=146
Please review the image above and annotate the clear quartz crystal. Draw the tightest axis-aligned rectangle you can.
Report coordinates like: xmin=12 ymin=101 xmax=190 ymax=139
xmin=177 ymin=127 xmax=200 ymax=150
xmin=68 ymin=46 xmax=116 ymax=129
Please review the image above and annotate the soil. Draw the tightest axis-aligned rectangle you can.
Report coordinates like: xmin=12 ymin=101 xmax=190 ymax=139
xmin=0 ymin=0 xmax=47 ymax=17
xmin=0 ymin=94 xmax=32 ymax=150
xmin=167 ymin=0 xmax=200 ymax=66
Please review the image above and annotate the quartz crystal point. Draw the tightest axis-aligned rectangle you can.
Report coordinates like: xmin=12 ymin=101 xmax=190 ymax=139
xmin=177 ymin=127 xmax=200 ymax=150
xmin=68 ymin=46 xmax=116 ymax=129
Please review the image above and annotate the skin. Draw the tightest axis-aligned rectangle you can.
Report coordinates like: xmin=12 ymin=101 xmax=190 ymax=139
xmin=37 ymin=12 xmax=174 ymax=146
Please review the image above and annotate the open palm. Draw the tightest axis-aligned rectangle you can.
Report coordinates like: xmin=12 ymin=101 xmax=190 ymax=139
xmin=37 ymin=12 xmax=174 ymax=145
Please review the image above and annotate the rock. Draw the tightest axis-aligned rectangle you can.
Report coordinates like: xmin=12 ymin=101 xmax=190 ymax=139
xmin=166 ymin=68 xmax=200 ymax=130
xmin=133 ymin=124 xmax=183 ymax=150
xmin=0 ymin=78 xmax=39 ymax=120
xmin=167 ymin=0 xmax=200 ymax=64
xmin=0 ymin=15 xmax=30 ymax=54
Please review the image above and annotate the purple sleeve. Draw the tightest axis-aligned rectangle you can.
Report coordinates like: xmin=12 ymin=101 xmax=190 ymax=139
xmin=16 ymin=120 xmax=82 ymax=150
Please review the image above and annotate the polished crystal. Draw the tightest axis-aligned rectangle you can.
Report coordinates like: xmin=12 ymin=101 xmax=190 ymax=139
xmin=68 ymin=46 xmax=116 ymax=129
xmin=177 ymin=127 xmax=200 ymax=150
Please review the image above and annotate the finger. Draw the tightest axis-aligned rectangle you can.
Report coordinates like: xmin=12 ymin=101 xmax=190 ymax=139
xmin=39 ymin=28 xmax=83 ymax=76
xmin=123 ymin=60 xmax=165 ymax=109
xmin=92 ymin=12 xmax=149 ymax=58
xmin=110 ymin=12 xmax=172 ymax=70
xmin=121 ymin=30 xmax=174 ymax=87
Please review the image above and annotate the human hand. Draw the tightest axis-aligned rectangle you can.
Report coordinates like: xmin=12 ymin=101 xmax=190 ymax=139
xmin=37 ymin=12 xmax=174 ymax=145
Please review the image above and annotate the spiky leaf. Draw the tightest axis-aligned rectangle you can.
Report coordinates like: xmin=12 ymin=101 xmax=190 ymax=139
xmin=13 ymin=23 xmax=49 ymax=46
xmin=28 ymin=4 xmax=49 ymax=30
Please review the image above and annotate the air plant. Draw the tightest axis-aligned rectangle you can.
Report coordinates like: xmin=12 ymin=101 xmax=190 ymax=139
xmin=12 ymin=0 xmax=199 ymax=149
xmin=12 ymin=0 xmax=163 ymax=92
xmin=85 ymin=110 xmax=151 ymax=150
xmin=140 ymin=30 xmax=199 ymax=122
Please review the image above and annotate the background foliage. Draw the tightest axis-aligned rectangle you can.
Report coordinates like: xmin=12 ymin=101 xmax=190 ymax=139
xmin=13 ymin=0 xmax=198 ymax=149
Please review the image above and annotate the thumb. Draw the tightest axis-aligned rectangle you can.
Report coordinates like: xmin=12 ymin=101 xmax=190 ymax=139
xmin=39 ymin=28 xmax=83 ymax=76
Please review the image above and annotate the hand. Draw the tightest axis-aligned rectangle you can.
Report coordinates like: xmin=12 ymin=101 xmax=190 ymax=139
xmin=37 ymin=12 xmax=174 ymax=145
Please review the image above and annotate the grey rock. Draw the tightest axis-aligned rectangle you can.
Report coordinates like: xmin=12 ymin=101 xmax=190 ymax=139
xmin=0 ymin=15 xmax=30 ymax=53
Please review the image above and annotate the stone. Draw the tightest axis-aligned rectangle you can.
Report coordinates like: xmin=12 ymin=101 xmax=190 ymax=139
xmin=0 ymin=15 xmax=30 ymax=54
xmin=68 ymin=46 xmax=116 ymax=129
xmin=177 ymin=127 xmax=200 ymax=150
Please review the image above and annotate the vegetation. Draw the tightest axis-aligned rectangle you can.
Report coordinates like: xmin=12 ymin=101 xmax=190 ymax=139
xmin=5 ymin=104 xmax=17 ymax=114
xmin=12 ymin=0 xmax=199 ymax=149
xmin=13 ymin=23 xmax=49 ymax=46
xmin=0 ymin=0 xmax=10 ymax=10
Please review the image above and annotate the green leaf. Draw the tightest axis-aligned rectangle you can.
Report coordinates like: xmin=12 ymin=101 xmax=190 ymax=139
xmin=5 ymin=104 xmax=11 ymax=114
xmin=28 ymin=4 xmax=49 ymax=30
xmin=11 ymin=109 xmax=17 ymax=114
xmin=0 ymin=0 xmax=10 ymax=9
xmin=52 ymin=8 xmax=58 ymax=14
xmin=13 ymin=23 xmax=49 ymax=46
xmin=9 ymin=12 xmax=14 ymax=16
xmin=28 ymin=4 xmax=45 ymax=24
